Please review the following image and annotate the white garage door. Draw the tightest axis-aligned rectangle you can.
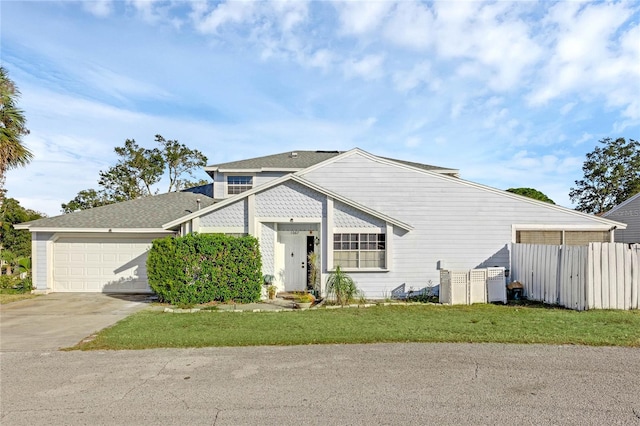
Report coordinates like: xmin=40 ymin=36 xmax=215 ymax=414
xmin=53 ymin=236 xmax=157 ymax=292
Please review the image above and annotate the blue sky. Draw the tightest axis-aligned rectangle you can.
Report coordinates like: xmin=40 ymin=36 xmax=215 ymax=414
xmin=3 ymin=0 xmax=639 ymax=216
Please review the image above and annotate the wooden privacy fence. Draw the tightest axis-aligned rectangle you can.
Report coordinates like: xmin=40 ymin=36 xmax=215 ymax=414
xmin=511 ymin=243 xmax=640 ymax=310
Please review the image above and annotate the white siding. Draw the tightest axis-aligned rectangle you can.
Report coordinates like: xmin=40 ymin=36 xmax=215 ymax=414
xmin=334 ymin=200 xmax=384 ymax=229
xmin=212 ymin=171 xmax=225 ymax=199
xmin=260 ymin=223 xmax=276 ymax=276
xmin=256 ymin=181 xmax=325 ymax=218
xmin=255 ymin=171 xmax=288 ymax=187
xmin=200 ymin=200 xmax=247 ymax=229
xmin=605 ymin=194 xmax=640 ymax=243
xmin=214 ymin=171 xmax=289 ymax=199
xmin=33 ymin=232 xmax=54 ymax=291
xmin=301 ymin=153 xmax=614 ymax=297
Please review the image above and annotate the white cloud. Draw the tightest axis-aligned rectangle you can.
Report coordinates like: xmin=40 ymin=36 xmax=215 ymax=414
xmin=82 ymin=64 xmax=173 ymax=101
xmin=432 ymin=1 xmax=543 ymax=91
xmin=335 ymin=1 xmax=393 ymax=35
xmin=270 ymin=0 xmax=309 ymax=32
xmin=528 ymin=1 xmax=639 ymax=120
xmin=382 ymin=2 xmax=434 ymax=50
xmin=574 ymin=132 xmax=593 ymax=145
xmin=82 ymin=0 xmax=113 ymax=18
xmin=344 ymin=54 xmax=385 ymax=80
xmin=560 ymin=102 xmax=577 ymax=115
xmin=482 ymin=108 xmax=509 ymax=129
xmin=392 ymin=61 xmax=441 ymax=92
xmin=305 ymin=49 xmax=335 ymax=70
xmin=191 ymin=1 xmax=257 ymax=34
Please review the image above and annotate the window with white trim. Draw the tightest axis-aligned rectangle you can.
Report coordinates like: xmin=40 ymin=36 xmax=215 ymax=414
xmin=227 ymin=176 xmax=253 ymax=195
xmin=333 ymin=233 xmax=386 ymax=269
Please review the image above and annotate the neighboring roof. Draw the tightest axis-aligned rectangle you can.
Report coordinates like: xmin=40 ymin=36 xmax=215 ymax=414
xmin=15 ymin=192 xmax=216 ymax=232
xmin=603 ymin=192 xmax=640 ymax=217
xmin=205 ymin=150 xmax=458 ymax=175
xmin=163 ymin=173 xmax=414 ymax=232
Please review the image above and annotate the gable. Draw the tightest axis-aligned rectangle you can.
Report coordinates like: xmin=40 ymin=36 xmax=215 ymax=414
xmin=334 ymin=200 xmax=384 ymax=230
xmin=255 ymin=181 xmax=325 ymax=218
xmin=299 ymin=150 xmax=624 ymax=229
xmin=604 ymin=192 xmax=640 ymax=243
xmin=165 ymin=173 xmax=412 ymax=232
xmin=200 ymin=199 xmax=247 ymax=228
xmin=604 ymin=193 xmax=640 ymax=220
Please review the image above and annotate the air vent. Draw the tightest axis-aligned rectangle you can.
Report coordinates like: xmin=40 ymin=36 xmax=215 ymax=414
xmin=290 ymin=152 xmax=298 ymax=158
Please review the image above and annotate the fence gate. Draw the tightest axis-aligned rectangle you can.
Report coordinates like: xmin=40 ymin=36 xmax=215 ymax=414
xmin=511 ymin=243 xmax=639 ymax=310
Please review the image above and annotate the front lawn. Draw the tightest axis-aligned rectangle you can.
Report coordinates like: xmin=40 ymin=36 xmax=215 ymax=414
xmin=72 ymin=303 xmax=640 ymax=350
xmin=0 ymin=292 xmax=38 ymax=304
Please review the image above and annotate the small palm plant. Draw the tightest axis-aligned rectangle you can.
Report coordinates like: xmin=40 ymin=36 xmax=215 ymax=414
xmin=326 ymin=266 xmax=359 ymax=306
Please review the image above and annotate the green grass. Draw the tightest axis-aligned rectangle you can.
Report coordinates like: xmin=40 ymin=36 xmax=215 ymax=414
xmin=72 ymin=303 xmax=640 ymax=350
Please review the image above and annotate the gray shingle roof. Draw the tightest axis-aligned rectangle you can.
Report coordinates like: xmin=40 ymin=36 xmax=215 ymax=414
xmin=206 ymin=150 xmax=456 ymax=173
xmin=207 ymin=150 xmax=343 ymax=170
xmin=20 ymin=192 xmax=216 ymax=230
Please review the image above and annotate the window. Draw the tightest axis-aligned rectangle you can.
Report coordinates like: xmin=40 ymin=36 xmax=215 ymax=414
xmin=333 ymin=233 xmax=386 ymax=269
xmin=227 ymin=176 xmax=252 ymax=195
xmin=516 ymin=230 xmax=610 ymax=245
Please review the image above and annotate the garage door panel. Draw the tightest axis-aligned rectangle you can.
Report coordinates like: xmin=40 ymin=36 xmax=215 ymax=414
xmin=53 ymin=236 xmax=156 ymax=293
xmin=70 ymin=253 xmax=86 ymax=262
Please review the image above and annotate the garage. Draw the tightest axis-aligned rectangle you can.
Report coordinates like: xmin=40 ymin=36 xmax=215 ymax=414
xmin=14 ymin=192 xmax=216 ymax=293
xmin=52 ymin=236 xmax=158 ymax=293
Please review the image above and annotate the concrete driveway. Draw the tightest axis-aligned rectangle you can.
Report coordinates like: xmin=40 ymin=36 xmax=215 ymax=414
xmin=0 ymin=293 xmax=152 ymax=352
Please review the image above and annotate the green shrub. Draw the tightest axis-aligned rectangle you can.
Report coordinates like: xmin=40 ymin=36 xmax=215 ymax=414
xmin=0 ymin=275 xmax=20 ymax=290
xmin=0 ymin=275 xmax=32 ymax=293
xmin=146 ymin=233 xmax=262 ymax=305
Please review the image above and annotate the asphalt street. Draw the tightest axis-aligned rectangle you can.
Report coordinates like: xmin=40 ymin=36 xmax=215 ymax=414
xmin=2 ymin=343 xmax=639 ymax=425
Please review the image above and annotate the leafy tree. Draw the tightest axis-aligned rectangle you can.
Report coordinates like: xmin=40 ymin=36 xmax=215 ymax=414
xmin=155 ymin=134 xmax=207 ymax=192
xmin=569 ymin=137 xmax=640 ymax=214
xmin=179 ymin=178 xmax=210 ymax=190
xmin=61 ymin=189 xmax=113 ymax=214
xmin=506 ymin=188 xmax=555 ymax=204
xmin=0 ymin=67 xmax=31 ymax=204
xmin=0 ymin=197 xmax=45 ymax=258
xmin=63 ymin=135 xmax=208 ymax=212
xmin=98 ymin=139 xmax=164 ymax=201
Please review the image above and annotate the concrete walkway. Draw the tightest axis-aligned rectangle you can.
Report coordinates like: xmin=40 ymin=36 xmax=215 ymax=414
xmin=0 ymin=293 xmax=152 ymax=352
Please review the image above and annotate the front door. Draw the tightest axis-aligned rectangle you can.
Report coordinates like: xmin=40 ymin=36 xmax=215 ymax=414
xmin=281 ymin=233 xmax=307 ymax=291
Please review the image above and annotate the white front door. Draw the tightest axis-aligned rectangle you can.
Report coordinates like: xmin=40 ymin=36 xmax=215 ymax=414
xmin=280 ymin=233 xmax=307 ymax=291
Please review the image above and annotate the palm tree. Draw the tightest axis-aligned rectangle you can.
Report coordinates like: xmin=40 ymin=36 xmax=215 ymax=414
xmin=0 ymin=66 xmax=32 ymax=202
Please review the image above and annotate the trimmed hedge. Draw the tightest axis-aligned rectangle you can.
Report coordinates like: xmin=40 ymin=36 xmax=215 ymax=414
xmin=147 ymin=233 xmax=262 ymax=305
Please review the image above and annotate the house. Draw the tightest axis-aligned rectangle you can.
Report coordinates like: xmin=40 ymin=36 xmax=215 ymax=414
xmin=603 ymin=192 xmax=640 ymax=243
xmin=16 ymin=148 xmax=626 ymax=296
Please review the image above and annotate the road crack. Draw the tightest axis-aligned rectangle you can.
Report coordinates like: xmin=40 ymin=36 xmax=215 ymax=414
xmin=114 ymin=358 xmax=172 ymax=405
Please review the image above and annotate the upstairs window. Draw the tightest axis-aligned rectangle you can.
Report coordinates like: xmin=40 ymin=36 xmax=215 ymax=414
xmin=227 ymin=176 xmax=253 ymax=195
xmin=333 ymin=233 xmax=386 ymax=269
